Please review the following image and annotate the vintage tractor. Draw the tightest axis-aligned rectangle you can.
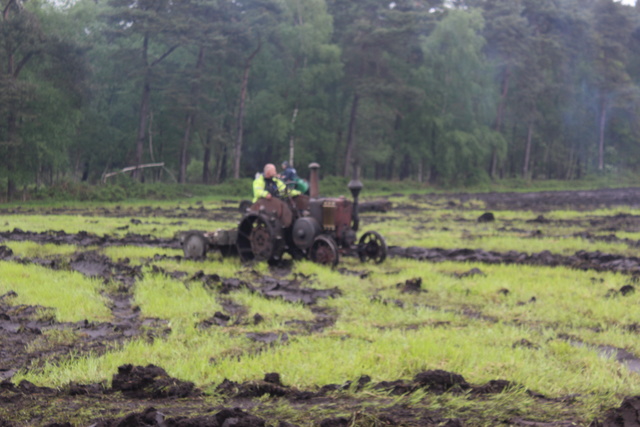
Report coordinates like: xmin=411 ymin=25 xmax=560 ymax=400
xmin=181 ymin=163 xmax=387 ymax=266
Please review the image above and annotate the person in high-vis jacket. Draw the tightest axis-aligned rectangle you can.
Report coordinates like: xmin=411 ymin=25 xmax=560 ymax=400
xmin=252 ymin=163 xmax=300 ymax=203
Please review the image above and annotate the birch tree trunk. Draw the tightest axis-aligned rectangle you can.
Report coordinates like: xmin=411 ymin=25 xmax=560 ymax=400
xmin=132 ymin=33 xmax=179 ymax=181
xmin=202 ymin=128 xmax=213 ymax=184
xmin=288 ymin=107 xmax=298 ymax=166
xmin=598 ymin=99 xmax=607 ymax=171
xmin=522 ymin=120 xmax=533 ymax=178
xmin=343 ymin=93 xmax=360 ymax=177
xmin=133 ymin=34 xmax=151 ymax=181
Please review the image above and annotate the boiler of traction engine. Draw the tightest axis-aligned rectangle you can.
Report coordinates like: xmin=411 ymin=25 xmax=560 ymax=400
xmin=292 ymin=162 xmax=357 ymax=253
xmin=303 ymin=197 xmax=356 ymax=248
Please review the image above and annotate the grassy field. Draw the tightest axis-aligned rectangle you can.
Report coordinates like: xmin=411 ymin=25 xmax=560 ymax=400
xmin=1 ymin=192 xmax=640 ymax=425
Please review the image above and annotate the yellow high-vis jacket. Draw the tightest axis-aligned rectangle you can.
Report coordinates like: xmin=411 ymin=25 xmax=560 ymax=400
xmin=252 ymin=174 xmax=300 ymax=202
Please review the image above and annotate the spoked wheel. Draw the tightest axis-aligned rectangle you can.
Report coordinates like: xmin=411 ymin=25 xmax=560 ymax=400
xmin=183 ymin=232 xmax=208 ymax=260
xmin=308 ymin=235 xmax=339 ymax=267
xmin=358 ymin=231 xmax=387 ymax=264
xmin=237 ymin=213 xmax=282 ymax=262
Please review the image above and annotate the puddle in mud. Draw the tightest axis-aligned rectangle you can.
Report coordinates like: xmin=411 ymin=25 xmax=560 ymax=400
xmin=566 ymin=339 xmax=640 ymax=374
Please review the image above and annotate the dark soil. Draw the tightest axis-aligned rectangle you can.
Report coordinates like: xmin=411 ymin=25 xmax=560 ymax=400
xmin=2 ymin=187 xmax=640 ymax=426
xmin=424 ymin=187 xmax=640 ymax=211
xmin=0 ymin=229 xmax=181 ymax=249
xmin=0 ymin=202 xmax=241 ymax=222
xmin=0 ymin=365 xmax=589 ymax=426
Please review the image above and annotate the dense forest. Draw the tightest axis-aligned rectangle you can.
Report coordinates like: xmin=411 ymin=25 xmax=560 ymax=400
xmin=1 ymin=0 xmax=640 ymax=199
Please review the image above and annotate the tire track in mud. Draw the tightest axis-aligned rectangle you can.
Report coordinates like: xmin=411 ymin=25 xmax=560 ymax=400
xmin=0 ymin=203 xmax=241 ymax=221
xmin=418 ymin=187 xmax=640 ymax=211
xmin=6 ymin=211 xmax=638 ymax=293
xmin=0 ymin=248 xmax=170 ymax=381
xmin=0 ymin=229 xmax=181 ymax=249
xmin=151 ymin=263 xmax=341 ymax=338
xmin=4 ymin=232 xmax=640 ymax=380
xmin=2 ymin=245 xmax=640 ymax=425
xmin=5 ymin=228 xmax=640 ymax=275
xmin=376 ymin=274 xmax=640 ymax=376
xmin=389 ymin=245 xmax=640 ymax=275
xmin=0 ymin=247 xmax=340 ymax=381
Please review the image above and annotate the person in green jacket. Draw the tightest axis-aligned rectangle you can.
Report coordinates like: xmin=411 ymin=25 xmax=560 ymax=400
xmin=252 ymin=163 xmax=300 ymax=203
xmin=280 ymin=161 xmax=310 ymax=195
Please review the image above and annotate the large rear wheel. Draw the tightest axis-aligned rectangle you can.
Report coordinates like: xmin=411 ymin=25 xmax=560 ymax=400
xmin=237 ymin=213 xmax=283 ymax=262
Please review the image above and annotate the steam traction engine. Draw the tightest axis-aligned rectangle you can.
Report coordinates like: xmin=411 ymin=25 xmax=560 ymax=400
xmin=182 ymin=163 xmax=387 ymax=266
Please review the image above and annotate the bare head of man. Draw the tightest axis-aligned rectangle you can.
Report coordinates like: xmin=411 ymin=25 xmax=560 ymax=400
xmin=264 ymin=163 xmax=277 ymax=179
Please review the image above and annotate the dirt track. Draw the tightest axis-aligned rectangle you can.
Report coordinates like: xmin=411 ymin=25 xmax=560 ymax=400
xmin=1 ymin=188 xmax=640 ymax=426
xmin=428 ymin=187 xmax=640 ymax=211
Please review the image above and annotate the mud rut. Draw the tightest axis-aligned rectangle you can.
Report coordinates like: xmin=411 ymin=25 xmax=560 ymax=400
xmin=2 ymin=189 xmax=640 ymax=426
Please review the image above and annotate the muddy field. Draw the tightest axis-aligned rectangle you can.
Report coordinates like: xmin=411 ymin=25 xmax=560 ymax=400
xmin=2 ymin=188 xmax=640 ymax=426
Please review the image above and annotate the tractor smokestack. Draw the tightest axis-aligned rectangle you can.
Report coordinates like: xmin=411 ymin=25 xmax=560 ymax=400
xmin=309 ymin=162 xmax=320 ymax=198
xmin=347 ymin=162 xmax=362 ymax=232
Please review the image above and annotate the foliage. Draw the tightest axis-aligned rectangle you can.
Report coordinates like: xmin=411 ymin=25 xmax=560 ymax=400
xmin=28 ymin=176 xmax=254 ymax=202
xmin=1 ymin=0 xmax=640 ymax=200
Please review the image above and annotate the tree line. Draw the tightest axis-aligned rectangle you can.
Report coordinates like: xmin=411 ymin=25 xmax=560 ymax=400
xmin=1 ymin=0 xmax=640 ymax=200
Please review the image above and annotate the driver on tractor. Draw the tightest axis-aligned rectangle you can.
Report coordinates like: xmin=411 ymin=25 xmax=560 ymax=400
xmin=252 ymin=163 xmax=300 ymax=202
xmin=251 ymin=163 xmax=304 ymax=228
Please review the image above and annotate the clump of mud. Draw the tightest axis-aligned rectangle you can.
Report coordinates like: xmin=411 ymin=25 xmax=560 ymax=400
xmin=187 ymin=269 xmax=342 ymax=305
xmin=215 ymin=369 xmax=525 ymax=401
xmin=413 ymin=370 xmax=470 ymax=394
xmin=0 ymin=363 xmax=582 ymax=426
xmin=216 ymin=373 xmax=293 ymax=399
xmin=111 ymin=364 xmax=201 ymax=399
xmin=397 ymin=277 xmax=424 ymax=293
xmin=0 ymin=245 xmax=13 ymax=259
xmin=0 ymin=379 xmax=55 ymax=396
xmin=85 ymin=406 xmax=267 ymax=427
xmin=591 ymin=395 xmax=640 ymax=426
xmin=70 ymin=251 xmax=143 ymax=286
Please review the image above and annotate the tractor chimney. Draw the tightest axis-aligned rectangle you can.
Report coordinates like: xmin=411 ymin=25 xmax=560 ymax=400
xmin=347 ymin=162 xmax=362 ymax=231
xmin=309 ymin=162 xmax=320 ymax=198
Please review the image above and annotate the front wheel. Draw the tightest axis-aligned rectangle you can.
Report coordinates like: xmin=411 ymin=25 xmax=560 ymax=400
xmin=308 ymin=235 xmax=339 ymax=267
xmin=358 ymin=231 xmax=387 ymax=264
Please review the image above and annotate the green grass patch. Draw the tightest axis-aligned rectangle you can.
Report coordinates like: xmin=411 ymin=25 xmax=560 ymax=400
xmin=0 ymin=262 xmax=111 ymax=322
xmin=2 ymin=241 xmax=82 ymax=258
xmin=365 ymin=208 xmax=640 ymax=256
xmin=0 ymin=214 xmax=235 ymax=239
xmin=134 ymin=273 xmax=224 ymax=322
xmin=16 ymin=257 xmax=640 ymax=404
xmin=25 ymin=329 xmax=81 ymax=353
